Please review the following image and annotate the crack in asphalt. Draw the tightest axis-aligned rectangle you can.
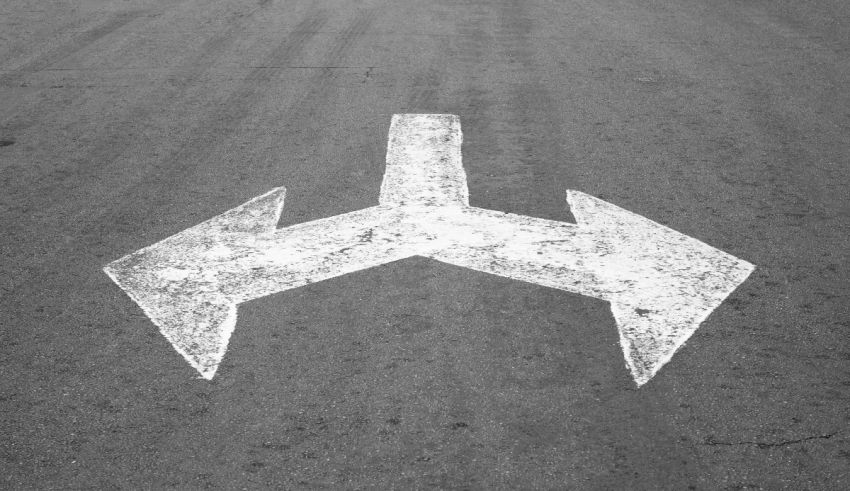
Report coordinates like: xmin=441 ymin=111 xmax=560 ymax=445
xmin=703 ymin=433 xmax=837 ymax=449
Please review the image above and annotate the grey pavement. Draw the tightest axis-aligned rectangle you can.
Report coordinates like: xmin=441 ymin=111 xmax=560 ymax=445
xmin=1 ymin=0 xmax=848 ymax=488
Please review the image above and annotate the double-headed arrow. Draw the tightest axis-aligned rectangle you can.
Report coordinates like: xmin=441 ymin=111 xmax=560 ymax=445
xmin=105 ymin=114 xmax=754 ymax=385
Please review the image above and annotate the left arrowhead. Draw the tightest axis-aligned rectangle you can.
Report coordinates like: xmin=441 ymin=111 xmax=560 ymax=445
xmin=104 ymin=187 xmax=287 ymax=379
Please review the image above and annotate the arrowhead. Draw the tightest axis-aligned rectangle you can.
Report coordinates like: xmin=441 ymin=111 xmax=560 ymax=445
xmin=104 ymin=187 xmax=287 ymax=379
xmin=567 ymin=190 xmax=755 ymax=385
xmin=189 ymin=186 xmax=287 ymax=235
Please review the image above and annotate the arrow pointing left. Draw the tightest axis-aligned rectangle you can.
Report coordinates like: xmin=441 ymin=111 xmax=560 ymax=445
xmin=104 ymin=190 xmax=421 ymax=379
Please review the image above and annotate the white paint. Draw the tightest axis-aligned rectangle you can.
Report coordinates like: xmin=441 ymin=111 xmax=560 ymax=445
xmin=105 ymin=114 xmax=754 ymax=385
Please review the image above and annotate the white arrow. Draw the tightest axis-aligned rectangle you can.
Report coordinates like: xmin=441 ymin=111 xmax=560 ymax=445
xmin=105 ymin=114 xmax=754 ymax=385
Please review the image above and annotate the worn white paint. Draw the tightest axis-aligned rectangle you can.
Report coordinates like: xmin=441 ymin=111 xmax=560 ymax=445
xmin=105 ymin=114 xmax=754 ymax=385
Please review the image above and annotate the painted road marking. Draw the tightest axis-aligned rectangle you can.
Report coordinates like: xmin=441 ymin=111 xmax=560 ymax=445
xmin=105 ymin=114 xmax=755 ymax=385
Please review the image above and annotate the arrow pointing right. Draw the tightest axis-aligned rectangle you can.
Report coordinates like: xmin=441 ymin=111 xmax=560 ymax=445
xmin=429 ymin=192 xmax=754 ymax=386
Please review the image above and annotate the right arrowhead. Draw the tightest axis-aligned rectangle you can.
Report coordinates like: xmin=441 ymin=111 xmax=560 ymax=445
xmin=566 ymin=191 xmax=755 ymax=386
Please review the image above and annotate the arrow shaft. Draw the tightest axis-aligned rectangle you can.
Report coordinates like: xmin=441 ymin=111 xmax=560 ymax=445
xmin=425 ymin=204 xmax=752 ymax=305
xmin=421 ymin=207 xmax=611 ymax=298
xmin=380 ymin=114 xmax=468 ymax=208
xmin=196 ymin=207 xmax=413 ymax=303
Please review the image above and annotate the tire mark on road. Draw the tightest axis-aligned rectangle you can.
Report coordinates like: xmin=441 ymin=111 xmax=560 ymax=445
xmin=0 ymin=11 xmax=146 ymax=88
xmin=0 ymin=0 xmax=275 ymax=132
xmin=267 ymin=8 xmax=380 ymax=225
xmin=406 ymin=65 xmax=445 ymax=112
xmin=3 ymin=8 xmax=372 ymax=303
xmin=148 ymin=7 xmax=372 ymax=193
xmin=0 ymin=3 xmax=315 ymax=300
xmin=0 ymin=1 xmax=289 ymax=212
xmin=492 ymin=0 xmax=569 ymax=221
xmin=91 ymin=9 xmax=333 ymax=230
xmin=1 ymin=7 xmax=375 ymax=310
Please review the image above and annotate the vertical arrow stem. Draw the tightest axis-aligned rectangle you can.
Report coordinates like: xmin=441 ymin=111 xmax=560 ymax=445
xmin=379 ymin=114 xmax=469 ymax=207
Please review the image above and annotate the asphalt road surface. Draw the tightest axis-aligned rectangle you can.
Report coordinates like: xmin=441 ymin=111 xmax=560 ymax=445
xmin=2 ymin=0 xmax=849 ymax=488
